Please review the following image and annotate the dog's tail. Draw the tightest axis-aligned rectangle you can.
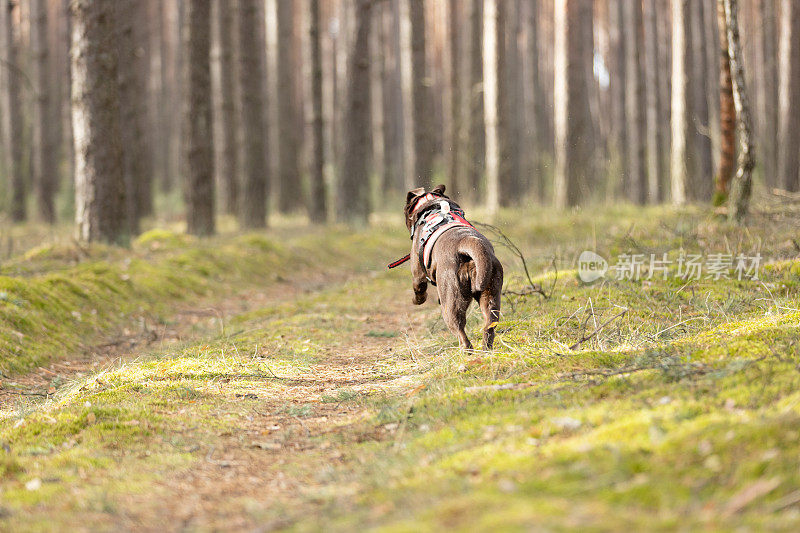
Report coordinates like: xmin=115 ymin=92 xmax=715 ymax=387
xmin=458 ymin=237 xmax=493 ymax=293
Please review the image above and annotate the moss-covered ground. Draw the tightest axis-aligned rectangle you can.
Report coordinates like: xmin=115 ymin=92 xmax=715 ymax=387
xmin=1 ymin=204 xmax=800 ymax=531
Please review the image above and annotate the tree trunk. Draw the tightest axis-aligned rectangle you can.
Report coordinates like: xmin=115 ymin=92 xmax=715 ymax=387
xmin=643 ymin=0 xmax=663 ymax=204
xmin=723 ymin=0 xmax=755 ymax=223
xmin=624 ymin=0 xmax=646 ymax=204
xmin=527 ymin=0 xmax=547 ymax=200
xmin=59 ymin=0 xmax=75 ymax=192
xmin=670 ymin=0 xmax=692 ymax=205
xmin=778 ymin=0 xmax=800 ymax=191
xmin=163 ymin=0 xmax=184 ymax=193
xmin=379 ymin=0 xmax=404 ymax=193
xmin=337 ymin=0 xmax=372 ymax=223
xmin=1 ymin=0 xmax=27 ymax=221
xmin=657 ymin=0 xmax=672 ymax=201
xmin=608 ymin=0 xmax=627 ymax=195
xmin=71 ymin=0 xmax=127 ymax=244
xmin=182 ymin=0 xmax=215 ymax=236
xmin=446 ymin=0 xmax=462 ymax=198
xmin=391 ymin=0 xmax=407 ymax=191
xmin=554 ymin=0 xmax=593 ymax=208
xmin=117 ymin=0 xmax=153 ymax=235
xmin=715 ymin=0 xmax=736 ymax=204
xmin=238 ymin=0 xmax=269 ymax=228
xmin=409 ymin=0 xmax=434 ymax=188
xmin=507 ymin=0 xmax=524 ymax=201
xmin=276 ymin=0 xmax=303 ymax=212
xmin=704 ymin=0 xmax=721 ymax=175
xmin=309 ymin=0 xmax=326 ymax=223
xmin=466 ymin=0 xmax=485 ymax=198
xmin=483 ymin=0 xmax=510 ymax=213
xmin=215 ymin=0 xmax=239 ymax=214
xmin=689 ymin=0 xmax=713 ymax=201
xmin=758 ymin=0 xmax=778 ymax=187
xmin=31 ymin=0 xmax=57 ymax=223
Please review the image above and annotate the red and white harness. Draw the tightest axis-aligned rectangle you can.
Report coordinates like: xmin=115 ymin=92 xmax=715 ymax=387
xmin=411 ymin=194 xmax=475 ymax=284
xmin=387 ymin=193 xmax=475 ymax=282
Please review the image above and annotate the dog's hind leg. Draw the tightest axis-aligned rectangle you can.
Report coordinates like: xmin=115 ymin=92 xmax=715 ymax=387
xmin=479 ymin=273 xmax=502 ymax=350
xmin=439 ymin=284 xmax=473 ymax=350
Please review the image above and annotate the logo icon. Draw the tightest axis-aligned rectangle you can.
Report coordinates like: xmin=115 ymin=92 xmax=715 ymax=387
xmin=578 ymin=250 xmax=608 ymax=283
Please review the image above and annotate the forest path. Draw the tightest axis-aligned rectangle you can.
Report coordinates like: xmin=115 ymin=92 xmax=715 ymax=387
xmin=131 ymin=274 xmax=435 ymax=531
xmin=0 ymin=260 xmax=442 ymax=530
xmin=0 ymin=268 xmax=350 ymax=407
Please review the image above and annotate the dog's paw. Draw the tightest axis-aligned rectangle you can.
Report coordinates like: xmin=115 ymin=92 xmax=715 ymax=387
xmin=412 ymin=292 xmax=427 ymax=305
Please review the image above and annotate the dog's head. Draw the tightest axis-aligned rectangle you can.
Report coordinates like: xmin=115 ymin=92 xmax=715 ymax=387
xmin=404 ymin=184 xmax=447 ymax=231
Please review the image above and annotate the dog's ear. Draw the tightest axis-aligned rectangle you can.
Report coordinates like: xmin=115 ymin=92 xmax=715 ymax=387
xmin=432 ymin=184 xmax=446 ymax=195
xmin=406 ymin=187 xmax=426 ymax=205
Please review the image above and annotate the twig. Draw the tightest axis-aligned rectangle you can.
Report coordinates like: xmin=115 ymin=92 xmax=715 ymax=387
xmin=569 ymin=309 xmax=627 ymax=350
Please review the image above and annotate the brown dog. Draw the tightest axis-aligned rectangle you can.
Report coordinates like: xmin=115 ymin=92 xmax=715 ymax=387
xmin=404 ymin=184 xmax=503 ymax=350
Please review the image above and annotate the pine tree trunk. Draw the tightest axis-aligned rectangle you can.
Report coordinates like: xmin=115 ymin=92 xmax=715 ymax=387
xmin=446 ymin=0 xmax=462 ymax=198
xmin=71 ymin=0 xmax=127 ymax=244
xmin=624 ymin=0 xmax=646 ymax=204
xmin=723 ymin=0 xmax=755 ymax=223
xmin=483 ymin=0 xmax=510 ymax=213
xmin=554 ymin=0 xmax=593 ymax=208
xmin=643 ymin=0 xmax=663 ymax=204
xmin=158 ymin=0 xmax=182 ymax=193
xmin=337 ymin=0 xmax=372 ymax=223
xmin=778 ymin=0 xmax=800 ymax=191
xmin=657 ymin=0 xmax=672 ymax=201
xmin=507 ymin=0 xmax=524 ymax=201
xmin=670 ymin=0 xmax=692 ymax=205
xmin=238 ymin=0 xmax=269 ymax=228
xmin=309 ymin=0 xmax=326 ymax=223
xmin=527 ymin=0 xmax=547 ymax=200
xmin=483 ymin=0 xmax=499 ymax=211
xmin=183 ymin=0 xmax=215 ymax=236
xmin=151 ymin=0 xmax=168 ymax=192
xmin=758 ymin=0 xmax=778 ymax=187
xmin=409 ymin=0 xmax=434 ymax=188
xmin=379 ymin=0 xmax=404 ymax=193
xmin=689 ymin=0 xmax=713 ymax=201
xmin=117 ymin=0 xmax=153 ymax=235
xmin=608 ymin=0 xmax=627 ymax=195
xmin=369 ymin=2 xmax=383 ymax=203
xmin=466 ymin=0 xmax=485 ymax=198
xmin=715 ymin=0 xmax=736 ymax=204
xmin=47 ymin=0 xmax=65 ymax=195
xmin=166 ymin=0 xmax=185 ymax=193
xmin=215 ymin=0 xmax=239 ymax=214
xmin=276 ymin=0 xmax=303 ymax=212
xmin=59 ymin=0 xmax=75 ymax=195
xmin=31 ymin=0 xmax=57 ymax=223
xmin=704 ymin=0 xmax=721 ymax=172
xmin=1 ymin=0 xmax=26 ymax=221
xmin=391 ymin=0 xmax=406 ymax=191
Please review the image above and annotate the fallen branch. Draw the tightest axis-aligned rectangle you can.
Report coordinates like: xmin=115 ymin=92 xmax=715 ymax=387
xmin=569 ymin=308 xmax=627 ymax=350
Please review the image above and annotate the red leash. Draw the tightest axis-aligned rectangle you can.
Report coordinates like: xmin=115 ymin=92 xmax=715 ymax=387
xmin=387 ymin=254 xmax=410 ymax=269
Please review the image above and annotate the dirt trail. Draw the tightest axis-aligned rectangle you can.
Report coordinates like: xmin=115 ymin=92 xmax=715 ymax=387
xmin=1 ymin=267 xmax=434 ymax=530
xmin=129 ymin=285 xmax=429 ymax=530
xmin=0 ymin=270 xmax=354 ymax=406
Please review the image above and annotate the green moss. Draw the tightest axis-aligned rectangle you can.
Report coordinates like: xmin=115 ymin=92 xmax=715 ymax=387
xmin=3 ymin=206 xmax=800 ymax=530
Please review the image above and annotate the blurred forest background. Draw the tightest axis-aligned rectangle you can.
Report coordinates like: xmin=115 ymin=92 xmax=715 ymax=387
xmin=0 ymin=0 xmax=793 ymax=243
